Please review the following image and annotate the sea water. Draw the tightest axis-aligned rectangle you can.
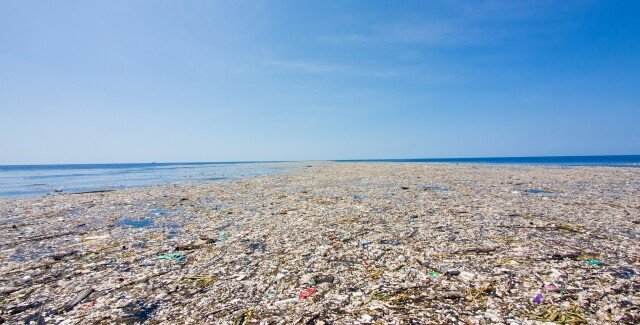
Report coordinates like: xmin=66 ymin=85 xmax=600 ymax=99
xmin=0 ymin=162 xmax=286 ymax=198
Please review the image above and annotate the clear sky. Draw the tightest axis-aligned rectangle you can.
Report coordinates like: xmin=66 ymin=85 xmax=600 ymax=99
xmin=1 ymin=1 xmax=639 ymax=164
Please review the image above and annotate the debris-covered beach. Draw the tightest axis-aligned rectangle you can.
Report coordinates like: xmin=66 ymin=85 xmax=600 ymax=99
xmin=1 ymin=162 xmax=639 ymax=324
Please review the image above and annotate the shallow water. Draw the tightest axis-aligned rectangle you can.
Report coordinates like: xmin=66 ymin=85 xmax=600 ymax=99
xmin=0 ymin=162 xmax=288 ymax=198
xmin=117 ymin=218 xmax=154 ymax=228
xmin=525 ymin=189 xmax=555 ymax=194
xmin=121 ymin=299 xmax=159 ymax=323
xmin=423 ymin=185 xmax=450 ymax=191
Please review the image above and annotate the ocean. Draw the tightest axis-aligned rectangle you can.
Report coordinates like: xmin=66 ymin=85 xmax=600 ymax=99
xmin=1 ymin=155 xmax=638 ymax=198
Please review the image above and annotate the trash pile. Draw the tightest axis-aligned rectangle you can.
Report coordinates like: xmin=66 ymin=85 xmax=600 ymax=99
xmin=1 ymin=162 xmax=639 ymax=324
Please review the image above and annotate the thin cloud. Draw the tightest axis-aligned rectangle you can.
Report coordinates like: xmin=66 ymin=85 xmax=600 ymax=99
xmin=322 ymin=0 xmax=593 ymax=47
xmin=262 ymin=58 xmax=342 ymax=74
xmin=261 ymin=57 xmax=399 ymax=78
xmin=454 ymin=0 xmax=593 ymax=21
xmin=323 ymin=21 xmax=500 ymax=47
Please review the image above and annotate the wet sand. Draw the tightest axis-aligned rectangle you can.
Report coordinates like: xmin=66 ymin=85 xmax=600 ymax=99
xmin=1 ymin=163 xmax=639 ymax=324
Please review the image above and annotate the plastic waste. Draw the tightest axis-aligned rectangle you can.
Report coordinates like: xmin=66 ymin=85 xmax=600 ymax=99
xmin=80 ymin=235 xmax=109 ymax=242
xmin=313 ymin=274 xmax=335 ymax=284
xmin=298 ymin=288 xmax=316 ymax=300
xmin=248 ymin=242 xmax=265 ymax=252
xmin=274 ymin=298 xmax=298 ymax=306
xmin=64 ymin=288 xmax=94 ymax=311
xmin=532 ymin=293 xmax=542 ymax=303
xmin=156 ymin=252 xmax=185 ymax=262
xmin=586 ymin=259 xmax=601 ymax=266
xmin=459 ymin=271 xmax=475 ymax=282
xmin=615 ymin=268 xmax=635 ymax=279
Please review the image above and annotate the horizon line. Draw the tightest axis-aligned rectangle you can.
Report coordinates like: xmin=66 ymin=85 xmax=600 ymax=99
xmin=2 ymin=153 xmax=640 ymax=167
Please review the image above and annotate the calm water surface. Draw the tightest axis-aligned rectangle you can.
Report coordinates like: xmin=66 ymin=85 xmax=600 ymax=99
xmin=0 ymin=162 xmax=287 ymax=198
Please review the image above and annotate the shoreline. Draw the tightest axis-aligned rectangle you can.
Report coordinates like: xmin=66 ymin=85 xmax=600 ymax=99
xmin=1 ymin=163 xmax=639 ymax=323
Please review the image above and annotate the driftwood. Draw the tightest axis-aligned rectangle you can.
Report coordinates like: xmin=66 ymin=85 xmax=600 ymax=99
xmin=13 ymin=231 xmax=88 ymax=245
xmin=497 ymin=224 xmax=583 ymax=233
xmin=3 ymin=261 xmax=57 ymax=275
xmin=174 ymin=238 xmax=216 ymax=251
xmin=115 ymin=270 xmax=172 ymax=291
xmin=202 ymin=304 xmax=241 ymax=318
xmin=455 ymin=246 xmax=499 ymax=254
xmin=64 ymin=288 xmax=94 ymax=311
xmin=51 ymin=250 xmax=79 ymax=261
xmin=8 ymin=302 xmax=42 ymax=315
xmin=1 ymin=286 xmax=20 ymax=295
xmin=440 ymin=292 xmax=465 ymax=299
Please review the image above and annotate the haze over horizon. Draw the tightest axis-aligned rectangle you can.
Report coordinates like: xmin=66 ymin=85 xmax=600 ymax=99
xmin=1 ymin=1 xmax=639 ymax=165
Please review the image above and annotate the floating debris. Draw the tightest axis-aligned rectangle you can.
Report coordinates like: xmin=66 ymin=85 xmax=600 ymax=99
xmin=64 ymin=288 xmax=94 ymax=311
xmin=532 ymin=293 xmax=543 ymax=304
xmin=0 ymin=162 xmax=638 ymax=323
xmin=156 ymin=252 xmax=185 ymax=262
xmin=248 ymin=242 xmax=266 ymax=252
xmin=586 ymin=258 xmax=602 ymax=266
xmin=120 ymin=299 xmax=159 ymax=323
xmin=614 ymin=268 xmax=635 ymax=279
xmin=298 ymin=288 xmax=316 ymax=300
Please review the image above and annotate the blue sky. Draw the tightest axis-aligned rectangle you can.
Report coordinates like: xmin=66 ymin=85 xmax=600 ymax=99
xmin=1 ymin=0 xmax=639 ymax=164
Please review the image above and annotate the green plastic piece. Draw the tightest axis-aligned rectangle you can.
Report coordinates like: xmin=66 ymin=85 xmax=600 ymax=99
xmin=428 ymin=271 xmax=439 ymax=277
xmin=586 ymin=258 xmax=601 ymax=266
xmin=156 ymin=252 xmax=185 ymax=262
